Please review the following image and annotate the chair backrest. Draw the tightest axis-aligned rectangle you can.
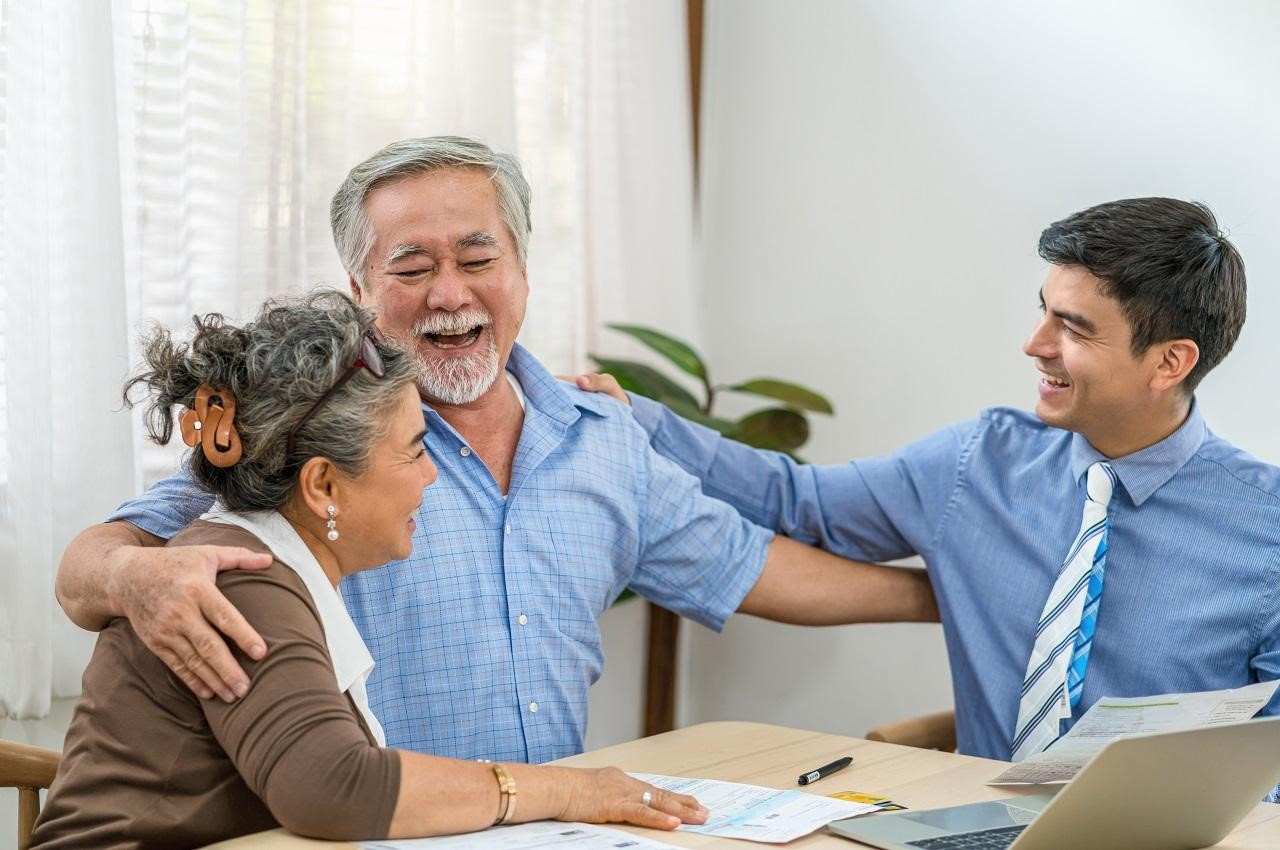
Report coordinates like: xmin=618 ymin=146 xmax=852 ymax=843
xmin=1 ymin=740 xmax=61 ymax=850
xmin=866 ymin=709 xmax=957 ymax=752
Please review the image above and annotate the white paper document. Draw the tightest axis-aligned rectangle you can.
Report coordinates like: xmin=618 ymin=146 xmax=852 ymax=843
xmin=361 ymin=821 xmax=684 ymax=850
xmin=631 ymin=772 xmax=879 ymax=843
xmin=990 ymin=680 xmax=1280 ymax=786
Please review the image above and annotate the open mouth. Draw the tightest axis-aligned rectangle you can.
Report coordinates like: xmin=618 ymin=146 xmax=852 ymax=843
xmin=1039 ymin=372 xmax=1071 ymax=392
xmin=422 ymin=324 xmax=485 ymax=350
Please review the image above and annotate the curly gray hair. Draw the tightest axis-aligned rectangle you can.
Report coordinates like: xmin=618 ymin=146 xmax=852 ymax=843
xmin=124 ymin=290 xmax=418 ymax=511
xmin=330 ymin=135 xmax=532 ymax=287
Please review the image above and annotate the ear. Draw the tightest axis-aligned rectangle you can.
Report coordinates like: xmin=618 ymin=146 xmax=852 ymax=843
xmin=348 ymin=274 xmax=363 ymax=304
xmin=294 ymin=456 xmax=343 ymax=520
xmin=1150 ymin=339 xmax=1200 ymax=394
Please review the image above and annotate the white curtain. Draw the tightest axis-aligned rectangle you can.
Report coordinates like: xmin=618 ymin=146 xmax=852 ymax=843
xmin=0 ymin=0 xmax=697 ymax=718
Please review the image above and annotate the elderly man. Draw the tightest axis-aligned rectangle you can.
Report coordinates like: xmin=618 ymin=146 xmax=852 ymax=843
xmin=587 ymin=197 xmax=1280 ymax=769
xmin=56 ymin=136 xmax=936 ymax=764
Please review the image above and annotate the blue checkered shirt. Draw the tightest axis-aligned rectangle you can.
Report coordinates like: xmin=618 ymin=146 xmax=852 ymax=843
xmin=633 ymin=395 xmax=1280 ymax=793
xmin=109 ymin=344 xmax=772 ymax=763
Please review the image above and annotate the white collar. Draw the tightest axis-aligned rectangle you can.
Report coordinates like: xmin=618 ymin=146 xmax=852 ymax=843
xmin=198 ymin=506 xmax=386 ymax=745
xmin=506 ymin=370 xmax=525 ymax=411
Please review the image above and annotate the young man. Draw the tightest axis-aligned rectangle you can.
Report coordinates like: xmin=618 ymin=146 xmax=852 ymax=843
xmin=596 ymin=198 xmax=1280 ymax=765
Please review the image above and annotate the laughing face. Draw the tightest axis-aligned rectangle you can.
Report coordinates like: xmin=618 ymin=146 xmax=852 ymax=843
xmin=353 ymin=167 xmax=529 ymax=406
xmin=1022 ymin=264 xmax=1167 ymax=444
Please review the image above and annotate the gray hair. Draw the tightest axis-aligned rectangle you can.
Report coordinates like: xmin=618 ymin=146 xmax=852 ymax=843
xmin=331 ymin=136 xmax=533 ymax=287
xmin=124 ymin=290 xmax=418 ymax=511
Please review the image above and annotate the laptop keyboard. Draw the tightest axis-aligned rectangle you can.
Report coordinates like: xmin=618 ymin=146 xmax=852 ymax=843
xmin=905 ymin=825 xmax=1028 ymax=849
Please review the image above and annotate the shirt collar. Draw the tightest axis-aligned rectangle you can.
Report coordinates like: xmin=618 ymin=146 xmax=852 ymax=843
xmin=197 ymin=506 xmax=386 ymax=745
xmin=421 ymin=342 xmax=612 ymax=429
xmin=1068 ymin=399 xmax=1207 ymax=506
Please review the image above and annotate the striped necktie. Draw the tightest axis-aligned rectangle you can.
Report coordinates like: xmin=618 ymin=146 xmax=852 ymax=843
xmin=1011 ymin=461 xmax=1116 ymax=761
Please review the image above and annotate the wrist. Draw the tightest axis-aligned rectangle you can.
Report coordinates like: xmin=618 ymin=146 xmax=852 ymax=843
xmin=541 ymin=765 xmax=580 ymax=822
xmin=104 ymin=545 xmax=145 ymax=617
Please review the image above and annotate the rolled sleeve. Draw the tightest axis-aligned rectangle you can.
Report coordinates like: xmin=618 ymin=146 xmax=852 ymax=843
xmin=106 ymin=466 xmax=215 ymax=540
xmin=628 ymin=446 xmax=774 ymax=632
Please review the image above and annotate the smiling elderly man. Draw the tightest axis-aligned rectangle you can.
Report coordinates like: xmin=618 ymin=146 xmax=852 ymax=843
xmin=55 ymin=136 xmax=937 ymax=764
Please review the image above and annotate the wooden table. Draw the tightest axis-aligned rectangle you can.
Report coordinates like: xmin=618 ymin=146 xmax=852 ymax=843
xmin=207 ymin=721 xmax=1280 ymax=849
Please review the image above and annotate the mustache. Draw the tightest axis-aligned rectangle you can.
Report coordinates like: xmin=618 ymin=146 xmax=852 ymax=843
xmin=411 ymin=309 xmax=493 ymax=335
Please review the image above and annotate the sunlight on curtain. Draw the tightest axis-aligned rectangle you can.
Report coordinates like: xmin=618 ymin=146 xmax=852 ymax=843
xmin=124 ymin=0 xmax=698 ymax=485
xmin=0 ymin=0 xmax=134 ymax=718
xmin=0 ymin=0 xmax=695 ymax=717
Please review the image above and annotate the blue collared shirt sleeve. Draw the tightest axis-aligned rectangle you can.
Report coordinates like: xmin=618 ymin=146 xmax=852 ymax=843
xmin=627 ymin=442 xmax=774 ymax=632
xmin=1250 ymin=557 xmax=1280 ymax=802
xmin=630 ymin=392 xmax=975 ymax=563
xmin=106 ymin=465 xmax=215 ymax=540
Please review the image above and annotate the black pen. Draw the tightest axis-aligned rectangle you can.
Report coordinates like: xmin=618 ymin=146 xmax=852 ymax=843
xmin=797 ymin=755 xmax=853 ymax=786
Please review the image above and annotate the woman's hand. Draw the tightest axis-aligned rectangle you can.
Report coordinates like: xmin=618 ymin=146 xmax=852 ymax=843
xmin=559 ymin=767 xmax=708 ymax=831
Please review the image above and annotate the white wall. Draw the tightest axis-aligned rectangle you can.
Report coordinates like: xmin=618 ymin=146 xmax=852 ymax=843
xmin=683 ymin=0 xmax=1280 ymax=738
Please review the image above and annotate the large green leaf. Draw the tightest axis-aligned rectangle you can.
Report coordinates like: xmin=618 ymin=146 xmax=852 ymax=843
xmin=734 ymin=407 xmax=810 ymax=452
xmin=606 ymin=324 xmax=707 ymax=381
xmin=729 ymin=379 xmax=834 ymax=415
xmin=666 ymin=399 xmax=737 ymax=436
xmin=589 ymin=355 xmax=701 ymax=411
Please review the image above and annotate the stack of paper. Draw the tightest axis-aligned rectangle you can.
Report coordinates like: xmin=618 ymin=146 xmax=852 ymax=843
xmin=990 ymin=680 xmax=1280 ymax=786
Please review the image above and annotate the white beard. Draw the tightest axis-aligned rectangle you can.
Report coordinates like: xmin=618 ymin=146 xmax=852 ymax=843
xmin=413 ymin=329 xmax=500 ymax=405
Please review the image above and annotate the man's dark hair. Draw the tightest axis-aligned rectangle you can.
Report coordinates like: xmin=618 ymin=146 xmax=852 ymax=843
xmin=1038 ymin=197 xmax=1246 ymax=393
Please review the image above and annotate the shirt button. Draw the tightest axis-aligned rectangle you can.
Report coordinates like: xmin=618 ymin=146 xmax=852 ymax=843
xmin=528 ymin=701 xmax=539 ymax=713
xmin=505 ymin=523 xmax=512 ymax=535
xmin=460 ymin=446 xmax=472 ymax=457
xmin=518 ymin=613 xmax=528 ymax=626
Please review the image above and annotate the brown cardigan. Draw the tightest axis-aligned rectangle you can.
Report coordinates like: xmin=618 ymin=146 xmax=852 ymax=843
xmin=29 ymin=520 xmax=401 ymax=849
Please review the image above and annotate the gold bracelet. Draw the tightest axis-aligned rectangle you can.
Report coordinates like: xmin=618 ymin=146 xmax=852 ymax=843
xmin=491 ymin=763 xmax=518 ymax=825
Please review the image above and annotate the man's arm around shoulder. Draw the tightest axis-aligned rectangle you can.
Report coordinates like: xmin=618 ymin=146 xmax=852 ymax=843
xmin=56 ymin=519 xmax=272 ymax=702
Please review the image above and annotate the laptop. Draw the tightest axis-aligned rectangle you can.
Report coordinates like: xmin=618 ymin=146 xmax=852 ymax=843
xmin=829 ymin=716 xmax=1280 ymax=850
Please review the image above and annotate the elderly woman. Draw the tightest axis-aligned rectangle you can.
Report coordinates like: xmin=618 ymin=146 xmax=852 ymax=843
xmin=30 ymin=292 xmax=705 ymax=849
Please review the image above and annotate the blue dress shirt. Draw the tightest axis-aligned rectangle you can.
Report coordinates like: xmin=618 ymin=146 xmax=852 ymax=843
xmin=631 ymin=395 xmax=1280 ymax=762
xmin=109 ymin=344 xmax=773 ymax=763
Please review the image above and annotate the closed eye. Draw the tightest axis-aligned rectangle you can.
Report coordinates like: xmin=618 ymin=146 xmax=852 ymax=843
xmin=462 ymin=258 xmax=497 ymax=270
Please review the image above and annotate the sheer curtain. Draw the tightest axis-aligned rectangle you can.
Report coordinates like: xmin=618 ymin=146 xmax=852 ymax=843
xmin=0 ymin=0 xmax=697 ymax=718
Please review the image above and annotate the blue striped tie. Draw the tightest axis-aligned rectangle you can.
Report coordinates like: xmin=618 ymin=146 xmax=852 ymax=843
xmin=1011 ymin=461 xmax=1116 ymax=761
xmin=1067 ymin=526 xmax=1107 ymax=709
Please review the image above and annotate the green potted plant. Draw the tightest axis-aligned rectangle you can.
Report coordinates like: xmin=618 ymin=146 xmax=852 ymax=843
xmin=591 ymin=324 xmax=834 ymax=457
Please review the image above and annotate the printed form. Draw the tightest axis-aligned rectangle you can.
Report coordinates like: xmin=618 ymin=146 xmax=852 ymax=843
xmin=361 ymin=821 xmax=683 ymax=850
xmin=990 ymin=680 xmax=1280 ymax=786
xmin=631 ymin=773 xmax=878 ymax=842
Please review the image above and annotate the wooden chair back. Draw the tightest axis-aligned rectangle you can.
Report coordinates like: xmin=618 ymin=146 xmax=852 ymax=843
xmin=866 ymin=709 xmax=958 ymax=752
xmin=1 ymin=739 xmax=60 ymax=850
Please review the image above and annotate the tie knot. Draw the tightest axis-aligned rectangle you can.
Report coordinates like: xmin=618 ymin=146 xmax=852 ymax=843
xmin=1086 ymin=462 xmax=1116 ymax=506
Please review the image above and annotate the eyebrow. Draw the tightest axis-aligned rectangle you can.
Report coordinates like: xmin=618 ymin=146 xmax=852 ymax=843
xmin=456 ymin=231 xmax=499 ymax=251
xmin=386 ymin=243 xmax=431 ymax=265
xmin=409 ymin=428 xmax=428 ymax=448
xmin=384 ymin=232 xmax=499 ymax=266
xmin=1039 ymin=289 xmax=1098 ymax=334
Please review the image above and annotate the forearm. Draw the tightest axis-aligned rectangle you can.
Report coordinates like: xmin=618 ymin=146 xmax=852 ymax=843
xmin=55 ymin=521 xmax=163 ymax=631
xmin=389 ymin=756 xmax=574 ymax=838
xmin=739 ymin=536 xmax=939 ymax=625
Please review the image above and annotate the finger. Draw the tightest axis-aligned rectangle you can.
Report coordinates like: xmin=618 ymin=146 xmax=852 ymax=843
xmin=201 ymin=589 xmax=266 ymax=661
xmin=648 ymin=788 xmax=708 ymax=823
xmin=153 ymin=644 xmax=215 ymax=700
xmin=211 ymin=547 xmax=275 ymax=572
xmin=166 ymin=633 xmax=236 ymax=702
xmin=668 ymin=791 xmax=709 ymax=823
xmin=185 ymin=617 xmax=250 ymax=699
xmin=619 ymin=802 xmax=680 ymax=831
